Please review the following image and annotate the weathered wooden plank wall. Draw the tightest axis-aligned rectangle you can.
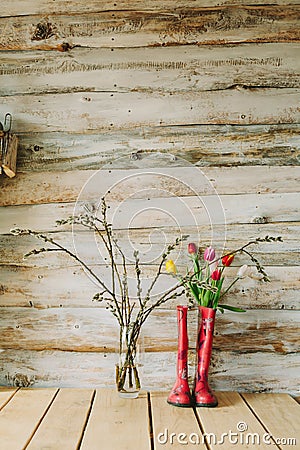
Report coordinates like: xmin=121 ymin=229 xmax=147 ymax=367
xmin=0 ymin=0 xmax=299 ymax=394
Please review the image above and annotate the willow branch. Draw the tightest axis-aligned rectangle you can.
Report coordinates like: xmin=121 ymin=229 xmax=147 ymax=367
xmin=134 ymin=250 xmax=143 ymax=308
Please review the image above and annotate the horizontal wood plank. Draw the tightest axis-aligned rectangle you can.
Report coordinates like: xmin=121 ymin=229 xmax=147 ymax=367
xmin=1 ymin=349 xmax=299 ymax=395
xmin=1 ymin=43 xmax=299 ymax=96
xmin=0 ymin=6 xmax=299 ymax=51
xmin=0 ymin=220 xmax=297 ymax=265
xmin=27 ymin=388 xmax=94 ymax=450
xmin=0 ymin=263 xmax=298 ymax=309
xmin=3 ymin=1 xmax=299 ymax=18
xmin=0 ymin=307 xmax=298 ymax=354
xmin=0 ymin=388 xmax=58 ymax=450
xmin=0 ymin=89 xmax=299 ymax=134
xmin=14 ymin=124 xmax=300 ymax=172
xmin=0 ymin=192 xmax=299 ymax=231
xmin=1 ymin=166 xmax=300 ymax=206
xmin=210 ymin=351 xmax=300 ymax=395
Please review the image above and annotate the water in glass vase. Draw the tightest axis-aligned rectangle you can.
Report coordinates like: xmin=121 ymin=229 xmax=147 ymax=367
xmin=116 ymin=326 xmax=143 ymax=398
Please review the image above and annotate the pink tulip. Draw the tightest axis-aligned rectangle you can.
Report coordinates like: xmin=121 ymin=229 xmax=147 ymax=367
xmin=188 ymin=242 xmax=197 ymax=255
xmin=204 ymin=246 xmax=215 ymax=262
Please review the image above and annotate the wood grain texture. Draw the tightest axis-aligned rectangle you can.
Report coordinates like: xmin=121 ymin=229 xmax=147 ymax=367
xmin=195 ymin=392 xmax=271 ymax=450
xmin=80 ymin=389 xmax=150 ymax=450
xmin=151 ymin=391 xmax=206 ymax=449
xmin=3 ymin=1 xmax=300 ymax=18
xmin=0 ymin=221 xmax=298 ymax=265
xmin=0 ymin=349 xmax=299 ymax=394
xmin=0 ymin=192 xmax=299 ymax=231
xmin=1 ymin=166 xmax=300 ymax=206
xmin=0 ymin=388 xmax=58 ymax=450
xmin=1 ymin=264 xmax=299 ymax=309
xmin=14 ymin=124 xmax=300 ymax=172
xmin=1 ymin=134 xmax=18 ymax=178
xmin=1 ymin=43 xmax=299 ymax=96
xmin=0 ymin=389 xmax=298 ymax=450
xmin=0 ymin=6 xmax=299 ymax=51
xmin=242 ymin=393 xmax=300 ymax=448
xmin=0 ymin=388 xmax=18 ymax=411
xmin=0 ymin=0 xmax=299 ymax=396
xmin=26 ymin=389 xmax=94 ymax=450
xmin=0 ymin=307 xmax=298 ymax=354
xmin=0 ymin=89 xmax=299 ymax=134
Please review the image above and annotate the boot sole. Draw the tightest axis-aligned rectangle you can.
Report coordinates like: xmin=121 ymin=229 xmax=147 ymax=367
xmin=167 ymin=400 xmax=193 ymax=408
xmin=195 ymin=401 xmax=218 ymax=408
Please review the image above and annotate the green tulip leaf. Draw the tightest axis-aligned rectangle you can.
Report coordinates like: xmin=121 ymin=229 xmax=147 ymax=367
xmin=218 ymin=304 xmax=246 ymax=312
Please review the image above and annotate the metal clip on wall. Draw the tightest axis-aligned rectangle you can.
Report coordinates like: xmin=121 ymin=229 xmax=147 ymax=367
xmin=0 ymin=113 xmax=18 ymax=178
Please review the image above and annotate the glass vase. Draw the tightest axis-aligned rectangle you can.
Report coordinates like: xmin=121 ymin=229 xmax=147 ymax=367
xmin=115 ymin=325 xmax=144 ymax=398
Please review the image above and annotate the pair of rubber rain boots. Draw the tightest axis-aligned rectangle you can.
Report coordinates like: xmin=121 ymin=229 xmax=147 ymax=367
xmin=167 ymin=305 xmax=218 ymax=408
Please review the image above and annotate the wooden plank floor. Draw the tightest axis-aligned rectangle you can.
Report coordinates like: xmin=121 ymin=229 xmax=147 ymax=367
xmin=0 ymin=388 xmax=299 ymax=450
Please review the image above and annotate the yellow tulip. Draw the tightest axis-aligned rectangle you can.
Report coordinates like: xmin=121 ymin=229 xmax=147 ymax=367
xmin=166 ymin=260 xmax=177 ymax=274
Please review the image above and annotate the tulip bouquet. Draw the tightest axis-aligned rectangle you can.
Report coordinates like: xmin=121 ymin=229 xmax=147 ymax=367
xmin=165 ymin=237 xmax=282 ymax=409
xmin=166 ymin=236 xmax=282 ymax=312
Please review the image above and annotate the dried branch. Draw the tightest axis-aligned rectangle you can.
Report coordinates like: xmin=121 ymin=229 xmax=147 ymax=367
xmin=133 ymin=250 xmax=143 ymax=308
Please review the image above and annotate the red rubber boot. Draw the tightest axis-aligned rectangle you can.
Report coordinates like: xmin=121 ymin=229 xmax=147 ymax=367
xmin=194 ymin=306 xmax=218 ymax=407
xmin=167 ymin=305 xmax=192 ymax=407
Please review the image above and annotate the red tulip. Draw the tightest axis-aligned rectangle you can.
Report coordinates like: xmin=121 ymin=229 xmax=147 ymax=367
xmin=222 ymin=254 xmax=234 ymax=267
xmin=211 ymin=269 xmax=221 ymax=281
xmin=188 ymin=242 xmax=197 ymax=255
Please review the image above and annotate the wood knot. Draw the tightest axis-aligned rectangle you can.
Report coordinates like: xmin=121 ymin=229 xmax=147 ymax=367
xmin=31 ymin=20 xmax=57 ymax=41
xmin=0 ymin=284 xmax=7 ymax=295
xmin=57 ymin=42 xmax=72 ymax=52
xmin=251 ymin=216 xmax=268 ymax=224
xmin=12 ymin=373 xmax=35 ymax=387
xmin=131 ymin=152 xmax=141 ymax=161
